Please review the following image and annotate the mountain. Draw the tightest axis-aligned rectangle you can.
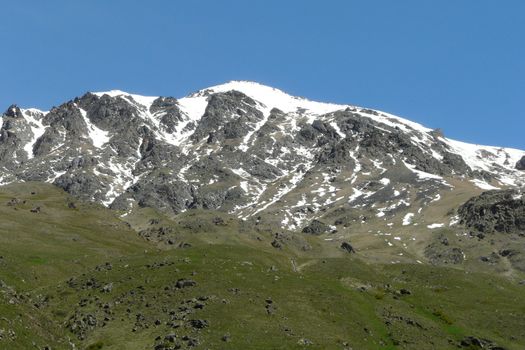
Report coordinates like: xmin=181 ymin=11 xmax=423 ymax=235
xmin=1 ymin=81 xmax=523 ymax=223
xmin=1 ymin=81 xmax=525 ymax=349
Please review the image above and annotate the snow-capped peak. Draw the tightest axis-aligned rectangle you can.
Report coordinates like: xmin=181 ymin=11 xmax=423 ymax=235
xmin=1 ymin=80 xmax=524 ymax=231
xmin=87 ymin=83 xmax=525 ymax=188
xmin=188 ymin=81 xmax=439 ymax=137
xmin=93 ymin=89 xmax=158 ymax=109
xmin=90 ymin=82 xmax=435 ymax=138
xmin=200 ymin=80 xmax=348 ymax=116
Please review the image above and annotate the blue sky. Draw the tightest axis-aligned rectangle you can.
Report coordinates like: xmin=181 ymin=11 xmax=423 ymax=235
xmin=1 ymin=0 xmax=524 ymax=149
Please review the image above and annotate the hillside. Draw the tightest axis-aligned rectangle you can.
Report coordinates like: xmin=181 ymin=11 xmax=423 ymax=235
xmin=1 ymin=82 xmax=525 ymax=349
xmin=0 ymin=183 xmax=524 ymax=349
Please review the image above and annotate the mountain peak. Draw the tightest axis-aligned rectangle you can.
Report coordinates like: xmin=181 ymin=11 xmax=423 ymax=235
xmin=0 ymin=81 xmax=523 ymax=229
xmin=4 ymin=104 xmax=23 ymax=118
xmin=206 ymin=80 xmax=293 ymax=96
xmin=190 ymin=80 xmax=350 ymax=117
xmin=92 ymin=89 xmax=158 ymax=108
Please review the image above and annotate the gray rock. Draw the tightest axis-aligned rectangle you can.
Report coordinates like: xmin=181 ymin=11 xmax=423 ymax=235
xmin=175 ymin=279 xmax=197 ymax=289
xmin=458 ymin=190 xmax=525 ymax=234
xmin=100 ymin=283 xmax=113 ymax=293
xmin=340 ymin=242 xmax=355 ymax=253
xmin=191 ymin=91 xmax=262 ymax=143
xmin=302 ymin=220 xmax=331 ymax=235
xmin=297 ymin=338 xmax=313 ymax=346
xmin=4 ymin=105 xmax=23 ymax=118
xmin=459 ymin=336 xmax=506 ymax=349
xmin=516 ymin=156 xmax=525 ymax=171
xmin=188 ymin=319 xmax=208 ymax=329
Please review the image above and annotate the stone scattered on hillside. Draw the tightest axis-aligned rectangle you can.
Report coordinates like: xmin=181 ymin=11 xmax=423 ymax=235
xmin=302 ymin=220 xmax=331 ymax=235
xmin=425 ymin=243 xmax=464 ymax=265
xmin=341 ymin=241 xmax=356 ymax=253
xmin=188 ymin=319 xmax=208 ymax=329
xmin=459 ymin=336 xmax=507 ymax=349
xmin=175 ymin=279 xmax=197 ymax=289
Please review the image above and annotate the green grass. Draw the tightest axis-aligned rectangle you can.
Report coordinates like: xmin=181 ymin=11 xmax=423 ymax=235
xmin=0 ymin=183 xmax=524 ymax=349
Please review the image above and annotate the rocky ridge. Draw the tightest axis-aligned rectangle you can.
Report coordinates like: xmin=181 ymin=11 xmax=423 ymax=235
xmin=1 ymin=81 xmax=524 ymax=231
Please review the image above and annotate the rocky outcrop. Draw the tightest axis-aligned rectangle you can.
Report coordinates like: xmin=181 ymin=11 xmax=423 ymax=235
xmin=0 ymin=105 xmax=36 ymax=163
xmin=4 ymin=105 xmax=23 ymax=118
xmin=150 ymin=97 xmax=183 ymax=134
xmin=516 ymin=156 xmax=525 ymax=171
xmin=115 ymin=176 xmax=193 ymax=214
xmin=302 ymin=220 xmax=332 ymax=235
xmin=191 ymin=91 xmax=263 ymax=143
xmin=459 ymin=336 xmax=507 ymax=350
xmin=458 ymin=190 xmax=525 ymax=234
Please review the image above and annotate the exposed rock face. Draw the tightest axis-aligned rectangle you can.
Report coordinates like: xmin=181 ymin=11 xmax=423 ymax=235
xmin=302 ymin=220 xmax=332 ymax=235
xmin=4 ymin=105 xmax=24 ymax=119
xmin=191 ymin=91 xmax=263 ymax=143
xmin=458 ymin=190 xmax=525 ymax=234
xmin=516 ymin=156 xmax=525 ymax=171
xmin=459 ymin=336 xmax=507 ymax=350
xmin=0 ymin=81 xmax=523 ymax=231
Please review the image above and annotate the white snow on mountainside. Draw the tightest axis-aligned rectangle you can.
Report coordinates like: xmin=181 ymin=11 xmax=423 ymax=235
xmin=1 ymin=81 xmax=523 ymax=231
xmin=92 ymin=80 xmax=524 ymax=186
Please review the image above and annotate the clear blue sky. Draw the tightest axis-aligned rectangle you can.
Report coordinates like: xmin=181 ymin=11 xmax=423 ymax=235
xmin=1 ymin=0 xmax=524 ymax=149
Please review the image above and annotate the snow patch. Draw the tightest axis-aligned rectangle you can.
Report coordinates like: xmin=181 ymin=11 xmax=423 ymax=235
xmin=379 ymin=178 xmax=391 ymax=186
xmin=206 ymin=81 xmax=348 ymax=116
xmin=403 ymin=161 xmax=444 ymax=181
xmin=402 ymin=213 xmax=414 ymax=226
xmin=21 ymin=109 xmax=46 ymax=159
xmin=427 ymin=223 xmax=444 ymax=229
xmin=449 ymin=215 xmax=460 ymax=226
xmin=93 ymin=90 xmax=157 ymax=108
xmin=470 ymin=179 xmax=500 ymax=190
xmin=330 ymin=121 xmax=346 ymax=138
xmin=78 ymin=107 xmax=110 ymax=147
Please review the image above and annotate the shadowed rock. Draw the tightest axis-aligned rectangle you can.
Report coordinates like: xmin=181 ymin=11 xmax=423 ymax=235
xmin=516 ymin=156 xmax=525 ymax=171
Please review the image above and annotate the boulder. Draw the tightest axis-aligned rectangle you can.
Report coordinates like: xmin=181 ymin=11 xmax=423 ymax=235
xmin=188 ymin=319 xmax=208 ymax=329
xmin=340 ymin=242 xmax=355 ymax=253
xmin=175 ymin=279 xmax=197 ymax=289
xmin=302 ymin=220 xmax=331 ymax=235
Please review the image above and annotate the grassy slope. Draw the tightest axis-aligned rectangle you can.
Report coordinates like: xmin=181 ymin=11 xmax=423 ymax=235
xmin=0 ymin=183 xmax=524 ymax=350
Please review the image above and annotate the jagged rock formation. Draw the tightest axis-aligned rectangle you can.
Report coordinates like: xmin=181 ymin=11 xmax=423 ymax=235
xmin=1 ymin=81 xmax=524 ymax=230
xmin=517 ymin=156 xmax=525 ymax=170
xmin=458 ymin=190 xmax=525 ymax=234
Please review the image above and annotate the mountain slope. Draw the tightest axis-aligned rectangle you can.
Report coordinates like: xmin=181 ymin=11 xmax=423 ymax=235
xmin=1 ymin=83 xmax=525 ymax=349
xmin=0 ymin=183 xmax=524 ymax=350
xmin=1 ymin=81 xmax=523 ymax=228
xmin=2 ymin=81 xmax=525 ymax=273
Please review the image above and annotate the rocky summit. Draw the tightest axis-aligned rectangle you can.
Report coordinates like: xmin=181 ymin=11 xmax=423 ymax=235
xmin=1 ymin=81 xmax=525 ymax=350
xmin=1 ymin=81 xmax=523 ymax=228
